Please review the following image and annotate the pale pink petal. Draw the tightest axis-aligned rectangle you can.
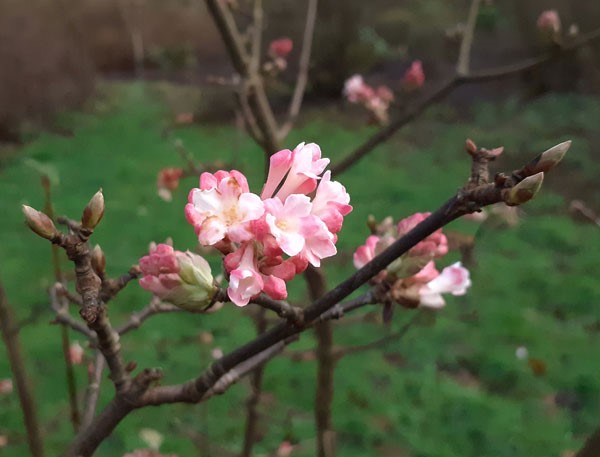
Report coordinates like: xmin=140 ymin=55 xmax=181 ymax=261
xmin=261 ymin=149 xmax=293 ymax=199
xmin=198 ymin=216 xmax=228 ymax=245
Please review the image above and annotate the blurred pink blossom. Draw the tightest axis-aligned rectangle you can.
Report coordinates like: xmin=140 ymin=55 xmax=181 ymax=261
xmin=402 ymin=60 xmax=425 ymax=91
xmin=419 ymin=262 xmax=471 ymax=308
xmin=157 ymin=167 xmax=183 ymax=202
xmin=537 ymin=10 xmax=561 ymax=34
xmin=0 ymin=378 xmax=13 ymax=394
xmin=269 ymin=38 xmax=293 ymax=58
xmin=69 ymin=341 xmax=84 ymax=365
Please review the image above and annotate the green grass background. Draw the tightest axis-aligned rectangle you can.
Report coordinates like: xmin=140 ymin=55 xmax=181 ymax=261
xmin=1 ymin=83 xmax=599 ymax=456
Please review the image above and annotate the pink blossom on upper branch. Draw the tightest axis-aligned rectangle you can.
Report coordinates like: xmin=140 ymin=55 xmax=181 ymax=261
xmin=69 ymin=341 xmax=85 ymax=365
xmin=343 ymin=75 xmax=394 ymax=124
xmin=269 ymin=37 xmax=293 ymax=58
xmin=402 ymin=60 xmax=425 ymax=91
xmin=139 ymin=243 xmax=217 ymax=311
xmin=343 ymin=75 xmax=375 ymax=103
xmin=537 ymin=10 xmax=561 ymax=35
xmin=0 ymin=379 xmax=13 ymax=395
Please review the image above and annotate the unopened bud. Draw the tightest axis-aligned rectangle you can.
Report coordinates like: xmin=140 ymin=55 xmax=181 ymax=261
xmin=81 ymin=190 xmax=104 ymax=230
xmin=367 ymin=214 xmax=377 ymax=234
xmin=22 ymin=205 xmax=58 ymax=240
xmin=530 ymin=140 xmax=571 ymax=173
xmin=465 ymin=138 xmax=477 ymax=155
xmin=91 ymin=245 xmax=106 ymax=276
xmin=504 ymin=172 xmax=544 ymax=206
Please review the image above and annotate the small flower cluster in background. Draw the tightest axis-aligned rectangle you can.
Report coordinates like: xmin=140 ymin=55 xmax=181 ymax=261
xmin=343 ymin=60 xmax=424 ymax=125
xmin=264 ymin=37 xmax=293 ymax=74
xmin=353 ymin=212 xmax=471 ymax=309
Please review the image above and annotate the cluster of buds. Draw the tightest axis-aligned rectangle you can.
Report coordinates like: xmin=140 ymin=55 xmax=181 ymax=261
xmin=354 ymin=213 xmax=471 ymax=309
xmin=264 ymin=37 xmax=293 ymax=75
xmin=343 ymin=75 xmax=395 ymax=125
xmin=401 ymin=60 xmax=425 ymax=91
xmin=185 ymin=142 xmax=352 ymax=306
xmin=157 ymin=167 xmax=184 ymax=202
xmin=139 ymin=243 xmax=219 ymax=311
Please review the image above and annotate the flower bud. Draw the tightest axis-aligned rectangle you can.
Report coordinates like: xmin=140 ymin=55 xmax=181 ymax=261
xmin=82 ymin=190 xmax=105 ymax=230
xmin=504 ymin=172 xmax=544 ymax=206
xmin=91 ymin=244 xmax=106 ymax=276
xmin=529 ymin=140 xmax=571 ymax=173
xmin=22 ymin=205 xmax=58 ymax=240
xmin=465 ymin=138 xmax=478 ymax=155
xmin=139 ymin=244 xmax=218 ymax=311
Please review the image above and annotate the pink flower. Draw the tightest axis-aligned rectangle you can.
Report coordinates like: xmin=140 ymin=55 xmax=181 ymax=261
xmin=404 ymin=261 xmax=439 ymax=286
xmin=69 ymin=341 xmax=84 ymax=365
xmin=186 ymin=170 xmax=264 ymax=245
xmin=264 ymin=194 xmax=313 ymax=256
xmin=396 ymin=212 xmax=448 ymax=259
xmin=298 ymin=216 xmax=337 ymax=267
xmin=310 ymin=171 xmax=352 ymax=234
xmin=419 ymin=262 xmax=471 ymax=308
xmin=261 ymin=143 xmax=329 ymax=201
xmin=343 ymin=75 xmax=375 ymax=103
xmin=353 ymin=235 xmax=380 ymax=269
xmin=376 ymin=85 xmax=394 ymax=104
xmin=174 ymin=112 xmax=194 ymax=125
xmin=0 ymin=378 xmax=13 ymax=395
xmin=277 ymin=441 xmax=294 ymax=457
xmin=226 ymin=243 xmax=264 ymax=306
xmin=537 ymin=10 xmax=561 ymax=34
xmin=139 ymin=244 xmax=217 ymax=310
xmin=402 ymin=60 xmax=425 ymax=91
xmin=157 ymin=167 xmax=183 ymax=202
xmin=269 ymin=38 xmax=293 ymax=58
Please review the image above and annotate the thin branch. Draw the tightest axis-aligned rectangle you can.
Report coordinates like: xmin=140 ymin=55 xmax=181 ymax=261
xmin=333 ymin=310 xmax=422 ymax=359
xmin=0 ymin=282 xmax=45 ymax=457
xmin=456 ymin=0 xmax=481 ymax=76
xmin=241 ymin=308 xmax=267 ymax=457
xmin=331 ymin=26 xmax=600 ymax=176
xmin=51 ymin=285 xmax=96 ymax=340
xmin=116 ymin=299 xmax=181 ymax=336
xmin=249 ymin=0 xmax=263 ymax=75
xmin=575 ymin=424 xmax=600 ymax=457
xmin=251 ymin=294 xmax=304 ymax=324
xmin=81 ymin=351 xmax=105 ymax=429
xmin=279 ymin=0 xmax=318 ymax=139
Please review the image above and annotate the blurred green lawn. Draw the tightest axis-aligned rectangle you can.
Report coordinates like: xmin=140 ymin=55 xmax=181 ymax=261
xmin=1 ymin=82 xmax=600 ymax=457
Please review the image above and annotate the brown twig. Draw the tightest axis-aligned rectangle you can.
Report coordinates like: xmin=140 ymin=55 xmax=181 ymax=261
xmin=81 ymin=351 xmax=105 ymax=429
xmin=575 ymin=425 xmax=600 ymax=457
xmin=251 ymin=294 xmax=304 ymax=324
xmin=116 ymin=298 xmax=181 ymax=336
xmin=279 ymin=0 xmax=319 ymax=140
xmin=241 ymin=307 xmax=267 ymax=457
xmin=304 ymin=265 xmax=336 ymax=457
xmin=0 ymin=282 xmax=45 ymax=457
xmin=456 ymin=0 xmax=481 ymax=76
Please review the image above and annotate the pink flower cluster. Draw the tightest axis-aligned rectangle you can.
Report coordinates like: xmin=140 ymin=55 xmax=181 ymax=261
xmin=265 ymin=37 xmax=294 ymax=73
xmin=157 ymin=167 xmax=184 ymax=202
xmin=186 ymin=142 xmax=352 ymax=306
xmin=343 ymin=75 xmax=394 ymax=124
xmin=402 ymin=60 xmax=425 ymax=91
xmin=353 ymin=212 xmax=470 ymax=308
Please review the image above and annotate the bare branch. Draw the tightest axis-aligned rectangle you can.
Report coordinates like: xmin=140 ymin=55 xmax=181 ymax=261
xmin=116 ymin=298 xmax=181 ymax=336
xmin=456 ymin=0 xmax=481 ymax=76
xmin=251 ymin=294 xmax=304 ymax=324
xmin=81 ymin=351 xmax=105 ymax=429
xmin=279 ymin=0 xmax=318 ymax=139
xmin=0 ymin=282 xmax=45 ymax=457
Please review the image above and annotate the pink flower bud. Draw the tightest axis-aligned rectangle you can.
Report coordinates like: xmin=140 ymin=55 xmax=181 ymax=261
xmin=69 ymin=341 xmax=84 ymax=365
xmin=22 ymin=205 xmax=58 ymax=240
xmin=402 ymin=60 xmax=425 ymax=91
xmin=139 ymin=244 xmax=217 ymax=311
xmin=343 ymin=75 xmax=375 ymax=104
xmin=397 ymin=213 xmax=448 ymax=259
xmin=269 ymin=38 xmax=293 ymax=58
xmin=0 ymin=378 xmax=13 ymax=394
xmin=277 ymin=441 xmax=294 ymax=457
xmin=82 ymin=190 xmax=105 ymax=230
xmin=537 ymin=10 xmax=561 ymax=35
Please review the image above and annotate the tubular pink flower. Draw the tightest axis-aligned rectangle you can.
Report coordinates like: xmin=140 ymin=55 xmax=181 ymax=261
xmin=404 ymin=261 xmax=439 ymax=286
xmin=264 ymin=194 xmax=313 ymax=257
xmin=186 ymin=170 xmax=264 ymax=245
xmin=227 ymin=243 xmax=264 ymax=306
xmin=311 ymin=171 xmax=353 ymax=234
xmin=353 ymin=235 xmax=380 ymax=269
xmin=419 ymin=262 xmax=471 ymax=308
xmin=274 ymin=142 xmax=330 ymax=201
xmin=402 ymin=60 xmax=425 ymax=91
xmin=261 ymin=149 xmax=294 ymax=199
